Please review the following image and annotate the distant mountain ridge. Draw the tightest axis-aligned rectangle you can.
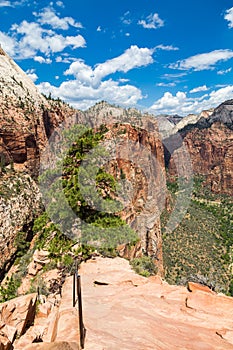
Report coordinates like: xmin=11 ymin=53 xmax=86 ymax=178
xmin=195 ymin=99 xmax=233 ymax=130
xmin=164 ymin=101 xmax=233 ymax=195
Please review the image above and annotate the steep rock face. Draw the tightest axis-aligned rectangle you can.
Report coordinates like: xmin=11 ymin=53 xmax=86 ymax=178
xmin=0 ymin=49 xmax=166 ymax=275
xmin=0 ymin=172 xmax=42 ymax=278
xmin=0 ymin=49 xmax=76 ymax=275
xmin=181 ymin=122 xmax=233 ymax=193
xmin=106 ymin=124 xmax=165 ymax=274
xmin=197 ymin=99 xmax=233 ymax=130
xmin=156 ymin=109 xmax=213 ymax=140
xmin=83 ymin=102 xmax=166 ymax=274
xmin=165 ymin=100 xmax=233 ymax=195
xmin=0 ymin=48 xmax=76 ymax=176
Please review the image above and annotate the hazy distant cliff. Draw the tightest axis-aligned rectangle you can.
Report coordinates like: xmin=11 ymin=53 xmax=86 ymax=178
xmin=164 ymin=100 xmax=233 ymax=195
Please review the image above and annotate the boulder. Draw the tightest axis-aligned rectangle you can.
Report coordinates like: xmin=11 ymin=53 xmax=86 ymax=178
xmin=188 ymin=281 xmax=215 ymax=294
xmin=0 ymin=325 xmax=16 ymax=344
xmin=0 ymin=293 xmax=37 ymax=337
xmin=0 ymin=334 xmax=11 ymax=350
xmin=33 ymin=250 xmax=50 ymax=265
xmin=28 ymin=250 xmax=51 ymax=276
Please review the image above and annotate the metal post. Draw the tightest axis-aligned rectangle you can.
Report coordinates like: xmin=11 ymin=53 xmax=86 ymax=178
xmin=73 ymin=271 xmax=76 ymax=307
xmin=77 ymin=275 xmax=85 ymax=349
xmin=72 ymin=261 xmax=85 ymax=348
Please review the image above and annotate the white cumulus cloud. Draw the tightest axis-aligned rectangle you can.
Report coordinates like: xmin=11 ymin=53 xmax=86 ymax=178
xmin=190 ymin=85 xmax=208 ymax=93
xmin=37 ymin=45 xmax=154 ymax=110
xmin=170 ymin=49 xmax=233 ymax=71
xmin=4 ymin=20 xmax=86 ymax=59
xmin=65 ymin=45 xmax=154 ymax=86
xmin=217 ymin=67 xmax=232 ymax=75
xmin=0 ymin=0 xmax=27 ymax=7
xmin=0 ymin=31 xmax=16 ymax=56
xmin=0 ymin=6 xmax=86 ymax=60
xmin=55 ymin=55 xmax=76 ymax=63
xmin=38 ymin=79 xmax=143 ymax=110
xmin=138 ymin=13 xmax=164 ymax=29
xmin=34 ymin=56 xmax=52 ymax=64
xmin=156 ymin=82 xmax=176 ymax=87
xmin=26 ymin=68 xmax=38 ymax=82
xmin=224 ymin=7 xmax=233 ymax=28
xmin=149 ymin=85 xmax=233 ymax=115
xmin=34 ymin=6 xmax=83 ymax=30
xmin=56 ymin=1 xmax=64 ymax=8
xmin=155 ymin=44 xmax=179 ymax=51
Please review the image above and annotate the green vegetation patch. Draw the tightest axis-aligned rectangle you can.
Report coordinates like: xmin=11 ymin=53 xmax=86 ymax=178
xmin=162 ymin=176 xmax=233 ymax=295
xmin=39 ymin=124 xmax=138 ymax=253
xmin=130 ymin=256 xmax=157 ymax=277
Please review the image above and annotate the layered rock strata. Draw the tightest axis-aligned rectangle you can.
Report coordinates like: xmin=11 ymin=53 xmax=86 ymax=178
xmin=164 ymin=100 xmax=233 ymax=195
xmin=0 ymin=173 xmax=42 ymax=278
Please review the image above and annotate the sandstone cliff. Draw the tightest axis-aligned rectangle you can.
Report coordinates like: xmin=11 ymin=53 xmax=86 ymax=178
xmin=0 ymin=172 xmax=42 ymax=279
xmin=0 ymin=48 xmax=79 ymax=278
xmin=164 ymin=100 xmax=233 ymax=195
xmin=45 ymin=101 xmax=166 ymax=274
xmin=0 ymin=46 xmax=167 ymax=277
xmin=83 ymin=103 xmax=166 ymax=274
xmin=0 ymin=47 xmax=76 ymax=177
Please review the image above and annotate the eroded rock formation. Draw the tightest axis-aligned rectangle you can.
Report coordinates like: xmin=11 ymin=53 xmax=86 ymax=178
xmin=82 ymin=102 xmax=166 ymax=274
xmin=0 ymin=293 xmax=37 ymax=348
xmin=0 ymin=173 xmax=42 ymax=278
xmin=164 ymin=100 xmax=233 ymax=195
xmin=0 ymin=47 xmax=76 ymax=177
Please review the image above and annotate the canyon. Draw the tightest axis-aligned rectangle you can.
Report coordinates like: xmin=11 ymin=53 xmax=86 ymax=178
xmin=0 ymin=47 xmax=232 ymax=349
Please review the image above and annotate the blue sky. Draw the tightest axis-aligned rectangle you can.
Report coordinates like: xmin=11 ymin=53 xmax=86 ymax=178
xmin=0 ymin=0 xmax=233 ymax=115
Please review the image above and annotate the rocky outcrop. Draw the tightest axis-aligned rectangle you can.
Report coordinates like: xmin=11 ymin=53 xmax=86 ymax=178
xmin=181 ymin=122 xmax=232 ymax=193
xmin=164 ymin=100 xmax=233 ymax=195
xmin=156 ymin=109 xmax=213 ymax=140
xmin=13 ymin=276 xmax=81 ymax=350
xmin=82 ymin=102 xmax=166 ymax=274
xmin=0 ymin=48 xmax=77 ymax=275
xmin=195 ymin=99 xmax=233 ymax=130
xmin=0 ymin=173 xmax=42 ymax=278
xmin=80 ymin=256 xmax=233 ymax=350
xmin=2 ymin=256 xmax=233 ymax=349
xmin=0 ymin=47 xmax=76 ymax=177
xmin=0 ymin=293 xmax=37 ymax=349
xmin=40 ymin=101 xmax=166 ymax=273
xmin=27 ymin=250 xmax=50 ymax=277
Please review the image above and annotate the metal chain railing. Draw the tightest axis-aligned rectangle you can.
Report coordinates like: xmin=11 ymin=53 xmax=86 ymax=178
xmin=73 ymin=261 xmax=86 ymax=349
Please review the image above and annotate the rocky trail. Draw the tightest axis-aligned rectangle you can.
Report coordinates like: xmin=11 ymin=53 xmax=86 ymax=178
xmin=0 ymin=273 xmax=81 ymax=350
xmin=0 ymin=253 xmax=233 ymax=349
xmin=80 ymin=257 xmax=233 ymax=350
